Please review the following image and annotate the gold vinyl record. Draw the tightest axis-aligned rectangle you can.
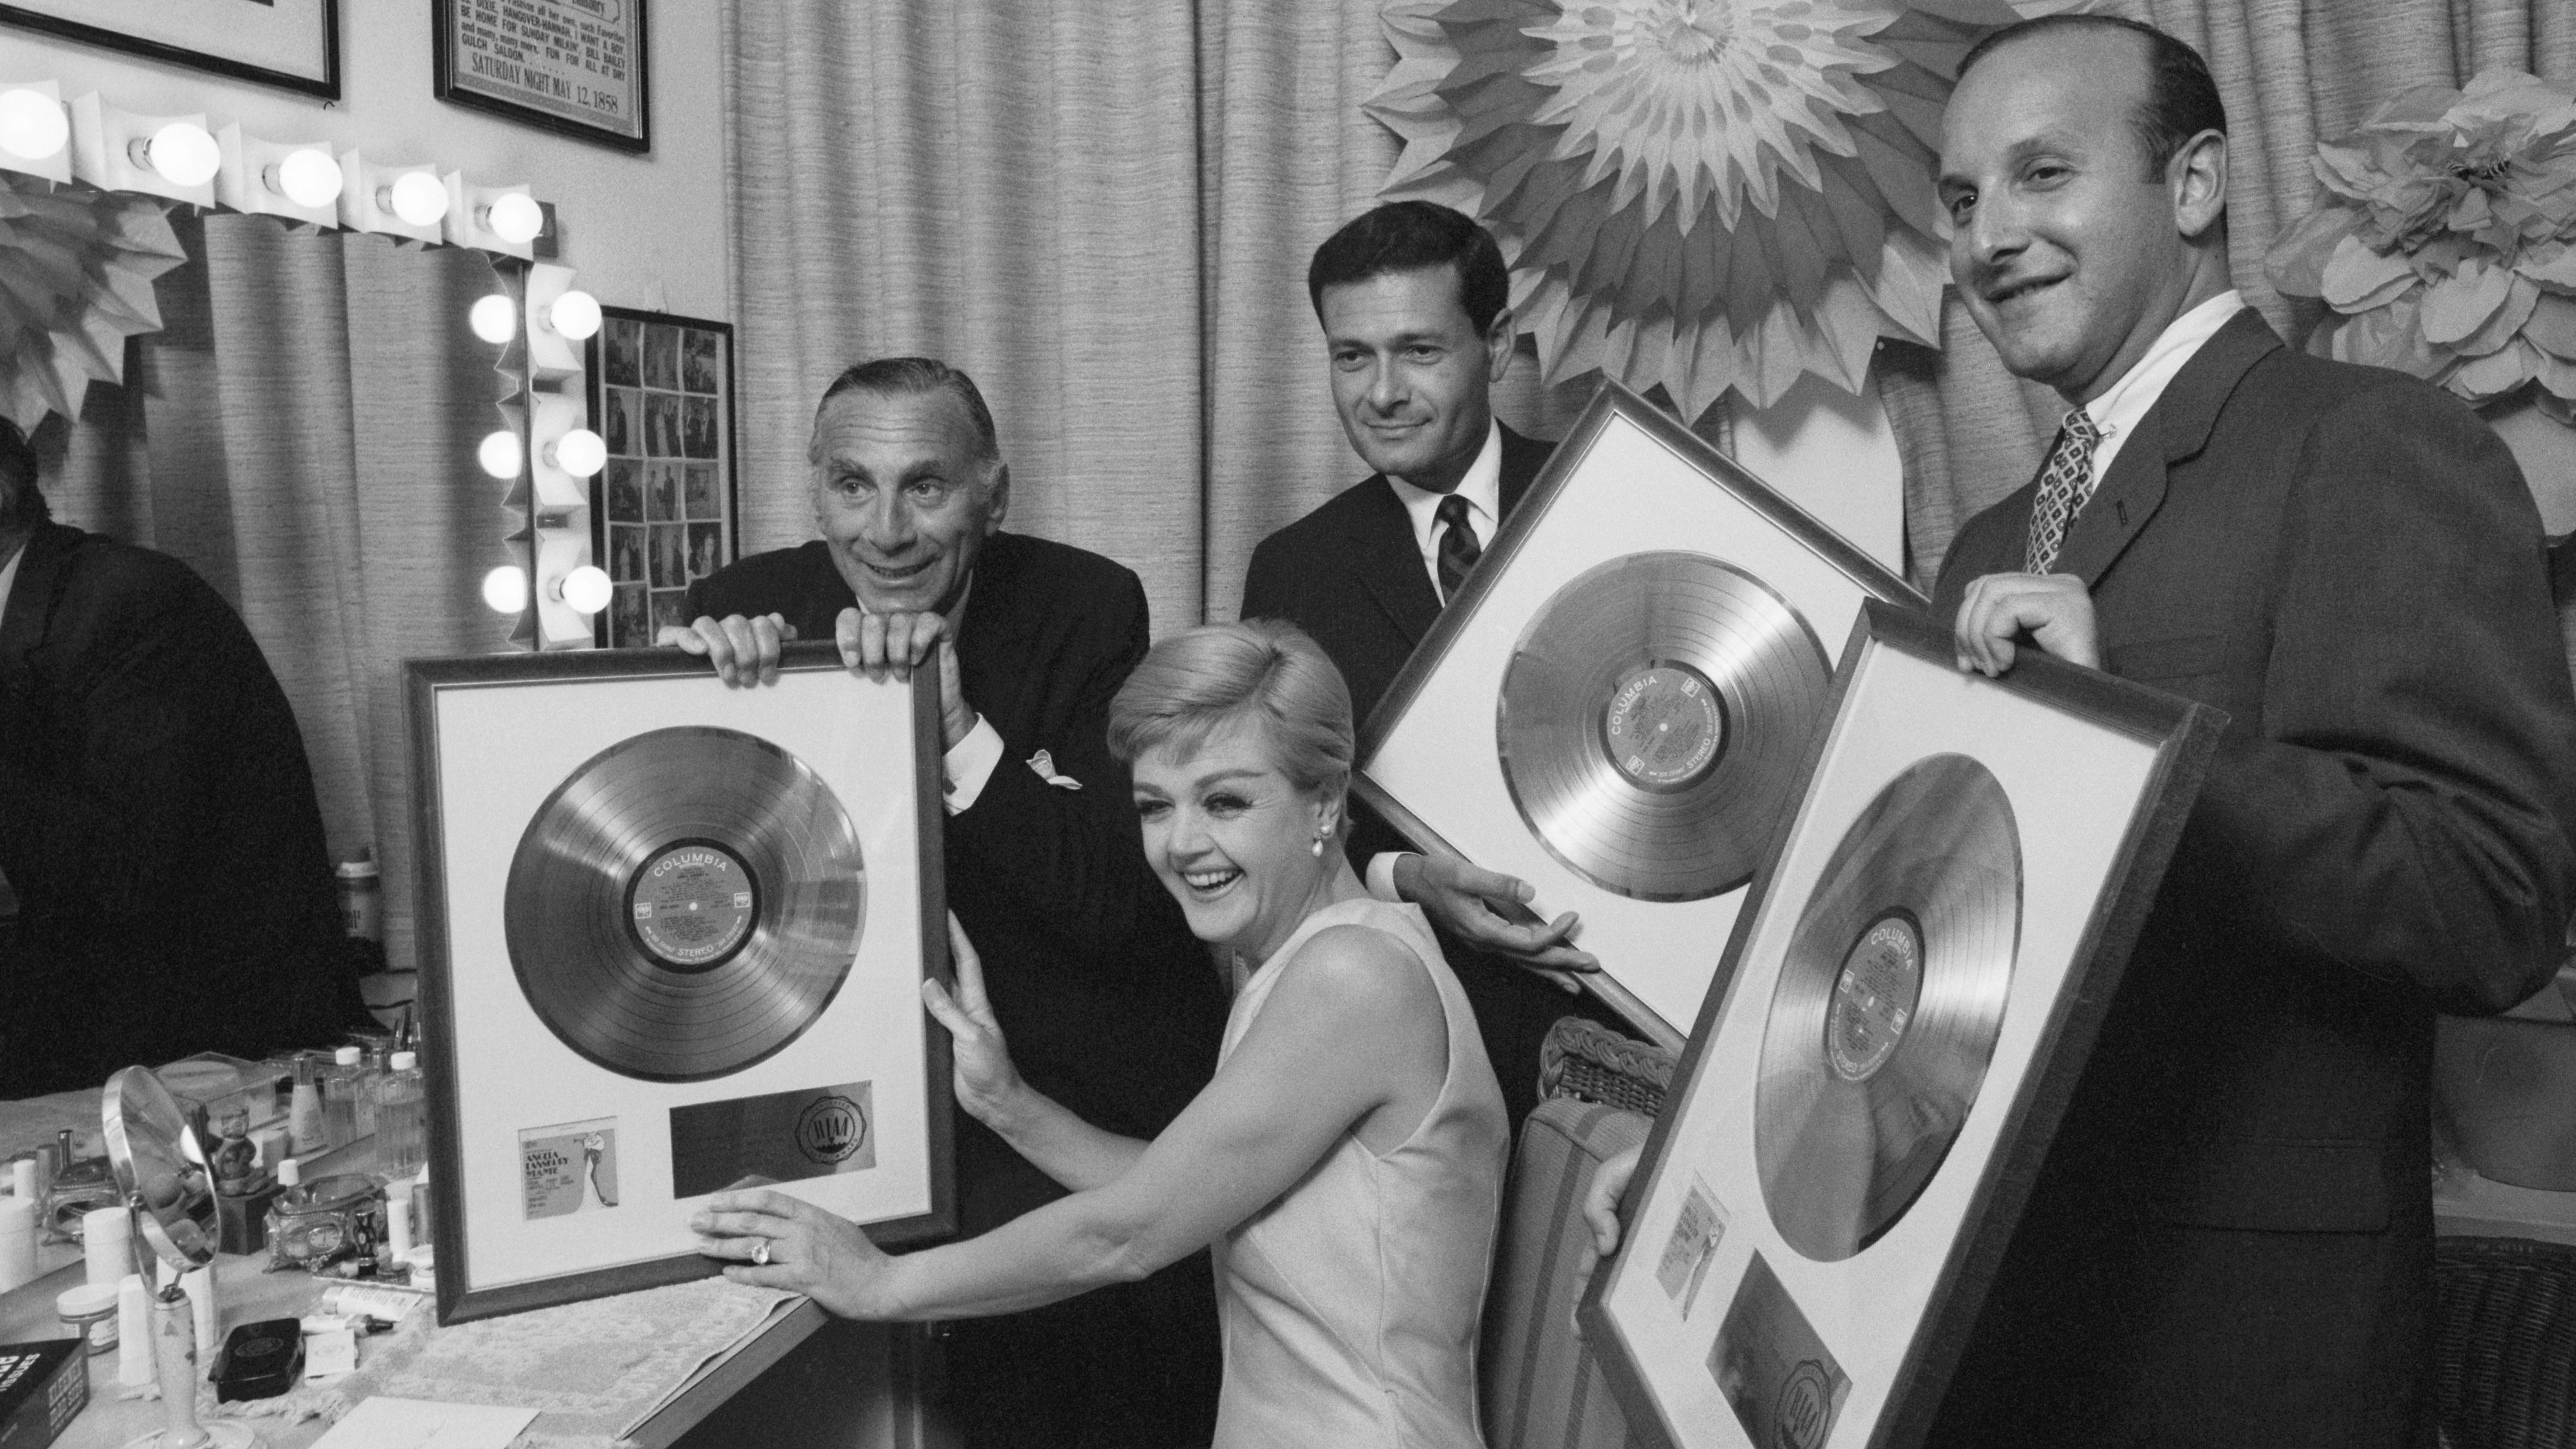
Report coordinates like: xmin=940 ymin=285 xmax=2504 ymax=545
xmin=1497 ymin=552 xmax=1832 ymax=901
xmin=504 ymin=726 xmax=865 ymax=1083
xmin=1754 ymin=754 xmax=2020 ymax=1261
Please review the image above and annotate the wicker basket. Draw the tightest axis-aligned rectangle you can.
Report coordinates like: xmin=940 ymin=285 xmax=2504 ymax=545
xmin=1537 ymin=1016 xmax=1677 ymax=1118
xmin=2435 ymin=1235 xmax=2576 ymax=1449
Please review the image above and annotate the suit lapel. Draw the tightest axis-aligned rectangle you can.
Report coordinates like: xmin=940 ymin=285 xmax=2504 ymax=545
xmin=2055 ymin=309 xmax=2279 ymax=586
xmin=955 ymin=532 xmax=1032 ymax=732
xmin=1346 ymin=476 xmax=1442 ymax=648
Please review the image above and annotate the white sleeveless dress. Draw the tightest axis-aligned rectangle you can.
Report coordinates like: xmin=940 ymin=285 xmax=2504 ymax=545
xmin=1210 ymin=897 xmax=1510 ymax=1448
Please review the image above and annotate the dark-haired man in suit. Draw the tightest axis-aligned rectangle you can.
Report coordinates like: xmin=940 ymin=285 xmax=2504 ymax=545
xmin=668 ymin=358 xmax=1227 ymax=1448
xmin=1242 ymin=201 xmax=1621 ymax=1128
xmin=1924 ymin=16 xmax=2576 ymax=1445
xmin=0 ymin=419 xmax=365 ymax=1095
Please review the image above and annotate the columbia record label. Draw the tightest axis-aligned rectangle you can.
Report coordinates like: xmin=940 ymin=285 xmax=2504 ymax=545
xmin=1753 ymin=754 xmax=2020 ymax=1261
xmin=1497 ymin=552 xmax=1831 ymax=902
xmin=504 ymin=726 xmax=866 ymax=1082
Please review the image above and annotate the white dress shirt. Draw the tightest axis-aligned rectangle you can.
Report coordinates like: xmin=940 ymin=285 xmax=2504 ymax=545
xmin=2078 ymin=289 xmax=2243 ymax=491
xmin=1384 ymin=420 xmax=1504 ymax=598
xmin=1364 ymin=420 xmax=1507 ymax=900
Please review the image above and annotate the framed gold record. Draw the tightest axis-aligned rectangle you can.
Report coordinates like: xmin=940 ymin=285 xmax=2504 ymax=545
xmin=1580 ymin=601 xmax=2223 ymax=1449
xmin=1357 ymin=382 xmax=1924 ymax=1044
xmin=407 ymin=642 xmax=953 ymax=1323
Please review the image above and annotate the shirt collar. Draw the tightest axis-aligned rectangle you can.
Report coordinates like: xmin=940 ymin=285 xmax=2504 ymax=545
xmin=2079 ymin=290 xmax=2243 ymax=460
xmin=1385 ymin=420 xmax=1504 ymax=561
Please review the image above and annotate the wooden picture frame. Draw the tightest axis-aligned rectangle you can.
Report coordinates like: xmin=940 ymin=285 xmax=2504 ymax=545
xmin=1354 ymin=381 xmax=1926 ymax=1045
xmin=588 ymin=307 xmax=735 ymax=648
xmin=0 ymin=0 xmax=339 ymax=99
xmin=433 ymin=0 xmax=648 ymax=153
xmin=407 ymin=642 xmax=954 ymax=1323
xmin=1579 ymin=601 xmax=2223 ymax=1449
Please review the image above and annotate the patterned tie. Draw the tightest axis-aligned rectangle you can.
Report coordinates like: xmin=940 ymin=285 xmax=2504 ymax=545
xmin=1435 ymin=493 xmax=1482 ymax=602
xmin=2024 ymin=407 xmax=2100 ymax=574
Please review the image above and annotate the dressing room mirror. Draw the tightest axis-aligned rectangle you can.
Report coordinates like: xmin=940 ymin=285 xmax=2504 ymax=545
xmin=5 ymin=175 xmax=527 ymax=974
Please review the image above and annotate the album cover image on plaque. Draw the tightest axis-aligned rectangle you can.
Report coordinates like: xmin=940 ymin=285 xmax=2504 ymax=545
xmin=1356 ymin=383 xmax=1924 ymax=1044
xmin=1581 ymin=602 xmax=2223 ymax=1449
xmin=408 ymin=642 xmax=953 ymax=1323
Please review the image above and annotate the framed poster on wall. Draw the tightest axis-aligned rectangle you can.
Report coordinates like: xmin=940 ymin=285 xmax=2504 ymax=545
xmin=433 ymin=0 xmax=648 ymax=153
xmin=0 ymin=0 xmax=339 ymax=98
xmin=588 ymin=306 xmax=736 ymax=648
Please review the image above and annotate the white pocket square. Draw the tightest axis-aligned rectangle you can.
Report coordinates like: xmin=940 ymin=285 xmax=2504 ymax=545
xmin=1026 ymin=749 xmax=1082 ymax=790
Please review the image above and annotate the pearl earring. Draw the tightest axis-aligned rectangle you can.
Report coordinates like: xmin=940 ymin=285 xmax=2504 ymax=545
xmin=1311 ymin=830 xmax=1327 ymax=857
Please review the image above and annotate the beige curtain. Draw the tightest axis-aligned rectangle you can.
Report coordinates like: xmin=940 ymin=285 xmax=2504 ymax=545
xmin=724 ymin=0 xmax=1597 ymax=635
xmin=37 ymin=211 xmax=517 ymax=973
xmin=728 ymin=1 xmax=2571 ymax=619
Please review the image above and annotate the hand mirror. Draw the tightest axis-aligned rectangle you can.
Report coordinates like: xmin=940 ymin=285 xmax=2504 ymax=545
xmin=102 ymin=1066 xmax=248 ymax=1449
xmin=102 ymin=1065 xmax=217 ymax=1273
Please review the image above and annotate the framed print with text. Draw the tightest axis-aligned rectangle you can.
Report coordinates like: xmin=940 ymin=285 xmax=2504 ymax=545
xmin=0 ymin=0 xmax=337 ymax=98
xmin=434 ymin=0 xmax=647 ymax=152
xmin=1580 ymin=601 xmax=2222 ymax=1449
xmin=1354 ymin=381 xmax=1926 ymax=1046
xmin=407 ymin=642 xmax=954 ymax=1323
xmin=588 ymin=306 xmax=734 ymax=648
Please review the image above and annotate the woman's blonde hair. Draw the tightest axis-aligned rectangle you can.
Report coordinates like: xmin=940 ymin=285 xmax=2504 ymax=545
xmin=1109 ymin=619 xmax=1355 ymax=804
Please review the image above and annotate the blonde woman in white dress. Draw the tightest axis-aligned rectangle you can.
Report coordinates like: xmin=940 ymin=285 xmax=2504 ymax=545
xmin=692 ymin=618 xmax=1509 ymax=1447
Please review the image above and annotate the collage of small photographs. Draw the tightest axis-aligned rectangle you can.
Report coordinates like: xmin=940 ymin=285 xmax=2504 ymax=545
xmin=593 ymin=311 xmax=733 ymax=647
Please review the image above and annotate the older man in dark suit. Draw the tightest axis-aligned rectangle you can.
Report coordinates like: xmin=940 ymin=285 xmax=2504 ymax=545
xmin=1241 ymin=202 xmax=1623 ymax=1129
xmin=670 ymin=357 xmax=1227 ymax=1448
xmin=1925 ymin=18 xmax=2576 ymax=1445
xmin=0 ymin=419 xmax=363 ymax=1096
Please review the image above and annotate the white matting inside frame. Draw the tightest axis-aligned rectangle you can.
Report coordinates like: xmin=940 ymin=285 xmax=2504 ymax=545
xmin=1365 ymin=405 xmax=1901 ymax=1035
xmin=1594 ymin=639 xmax=2163 ymax=1449
xmin=428 ymin=666 xmax=937 ymax=1297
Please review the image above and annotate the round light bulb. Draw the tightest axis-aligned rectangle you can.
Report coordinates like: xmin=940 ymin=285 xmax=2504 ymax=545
xmin=0 ymin=89 xmax=70 ymax=162
xmin=547 ymin=290 xmax=602 ymax=341
xmin=468 ymin=294 xmax=517 ymax=346
xmin=387 ymin=170 xmax=449 ymax=227
xmin=561 ymin=565 xmax=614 ymax=615
xmin=485 ymin=192 xmax=543 ymax=245
xmin=551 ymin=428 xmax=606 ymax=478
xmin=481 ymin=565 xmax=529 ymax=615
xmin=143 ymin=121 xmax=220 ymax=188
xmin=271 ymin=147 xmax=344 ymax=208
xmin=477 ymin=429 xmax=523 ymax=480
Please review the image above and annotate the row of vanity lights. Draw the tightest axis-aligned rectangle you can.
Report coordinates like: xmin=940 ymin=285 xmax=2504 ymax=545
xmin=0 ymin=80 xmax=619 ymax=629
xmin=0 ymin=81 xmax=546 ymax=257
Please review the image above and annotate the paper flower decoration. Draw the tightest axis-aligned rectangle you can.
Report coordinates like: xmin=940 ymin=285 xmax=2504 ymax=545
xmin=0 ymin=174 xmax=187 ymax=435
xmin=2266 ymin=70 xmax=2576 ymax=423
xmin=1370 ymin=0 xmax=2079 ymax=416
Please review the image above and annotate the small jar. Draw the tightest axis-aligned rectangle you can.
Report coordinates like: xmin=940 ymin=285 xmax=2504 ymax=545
xmin=57 ymin=1282 xmax=119 ymax=1355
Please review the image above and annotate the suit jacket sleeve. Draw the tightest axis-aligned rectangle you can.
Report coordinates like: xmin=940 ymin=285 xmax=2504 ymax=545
xmin=2167 ymin=385 xmax=2576 ymax=1012
xmin=943 ymin=565 xmax=1180 ymax=974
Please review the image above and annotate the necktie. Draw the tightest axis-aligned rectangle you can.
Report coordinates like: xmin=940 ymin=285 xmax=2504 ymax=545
xmin=2024 ymin=407 xmax=2100 ymax=574
xmin=1435 ymin=494 xmax=1481 ymax=602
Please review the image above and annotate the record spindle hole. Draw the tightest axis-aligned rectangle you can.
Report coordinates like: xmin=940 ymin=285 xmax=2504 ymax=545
xmin=1825 ymin=910 xmax=1921 ymax=1083
xmin=626 ymin=839 xmax=760 ymax=971
xmin=1601 ymin=661 xmax=1725 ymax=792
